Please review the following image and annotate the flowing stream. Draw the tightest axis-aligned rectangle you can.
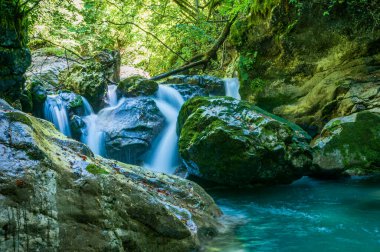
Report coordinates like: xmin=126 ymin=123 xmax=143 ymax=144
xmin=43 ymin=80 xmax=241 ymax=174
xmin=205 ymin=176 xmax=380 ymax=252
xmin=144 ymin=85 xmax=185 ymax=173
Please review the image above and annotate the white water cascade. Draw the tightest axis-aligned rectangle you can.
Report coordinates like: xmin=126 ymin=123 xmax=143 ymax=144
xmin=144 ymin=85 xmax=184 ymax=174
xmin=80 ymin=97 xmax=106 ymax=156
xmin=44 ymin=95 xmax=72 ymax=137
xmin=224 ymin=78 xmax=241 ymax=100
xmin=107 ymin=84 xmax=118 ymax=107
xmin=80 ymin=85 xmax=120 ymax=156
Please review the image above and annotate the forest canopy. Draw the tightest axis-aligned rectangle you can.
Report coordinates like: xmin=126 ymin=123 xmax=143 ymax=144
xmin=26 ymin=0 xmax=251 ymax=75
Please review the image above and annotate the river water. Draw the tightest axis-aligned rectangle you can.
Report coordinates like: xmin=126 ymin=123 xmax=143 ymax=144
xmin=205 ymin=176 xmax=380 ymax=252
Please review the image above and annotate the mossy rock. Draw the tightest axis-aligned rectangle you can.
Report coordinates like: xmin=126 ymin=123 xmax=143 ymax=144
xmin=86 ymin=163 xmax=109 ymax=175
xmin=178 ymin=96 xmax=312 ymax=186
xmin=311 ymin=109 xmax=380 ymax=176
xmin=59 ymin=62 xmax=107 ymax=111
xmin=230 ymin=0 xmax=380 ymax=134
xmin=0 ymin=100 xmax=221 ymax=251
xmin=117 ymin=76 xmax=158 ymax=97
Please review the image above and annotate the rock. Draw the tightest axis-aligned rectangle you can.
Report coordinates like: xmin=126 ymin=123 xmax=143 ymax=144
xmin=178 ymin=97 xmax=312 ymax=186
xmin=0 ymin=99 xmax=221 ymax=251
xmin=230 ymin=0 xmax=380 ymax=135
xmin=60 ymin=61 xmax=108 ymax=111
xmin=94 ymin=50 xmax=121 ymax=83
xmin=164 ymin=75 xmax=225 ymax=96
xmin=100 ymin=97 xmax=165 ymax=164
xmin=70 ymin=115 xmax=86 ymax=140
xmin=26 ymin=48 xmax=73 ymax=88
xmin=0 ymin=2 xmax=31 ymax=104
xmin=120 ymin=65 xmax=150 ymax=80
xmin=311 ymin=109 xmax=380 ymax=177
xmin=117 ymin=76 xmax=158 ymax=97
xmin=169 ymin=84 xmax=207 ymax=101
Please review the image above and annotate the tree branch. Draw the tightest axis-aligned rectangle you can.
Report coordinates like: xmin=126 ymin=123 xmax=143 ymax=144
xmin=31 ymin=36 xmax=86 ymax=62
xmin=150 ymin=14 xmax=238 ymax=81
xmin=103 ymin=20 xmax=187 ymax=62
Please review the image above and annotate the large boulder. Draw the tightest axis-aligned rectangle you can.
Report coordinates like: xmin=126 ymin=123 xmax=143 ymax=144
xmin=0 ymin=100 xmax=221 ymax=251
xmin=117 ymin=75 xmax=158 ymax=97
xmin=178 ymin=97 xmax=312 ymax=186
xmin=230 ymin=0 xmax=380 ymax=135
xmin=59 ymin=61 xmax=108 ymax=111
xmin=311 ymin=109 xmax=380 ymax=177
xmin=100 ymin=97 xmax=165 ymax=164
xmin=94 ymin=49 xmax=121 ymax=83
xmin=26 ymin=48 xmax=73 ymax=88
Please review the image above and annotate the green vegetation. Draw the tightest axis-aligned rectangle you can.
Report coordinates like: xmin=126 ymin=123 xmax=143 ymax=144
xmin=86 ymin=163 xmax=109 ymax=175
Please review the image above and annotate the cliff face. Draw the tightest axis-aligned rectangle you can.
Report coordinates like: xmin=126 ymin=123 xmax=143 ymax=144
xmin=231 ymin=0 xmax=380 ymax=135
xmin=0 ymin=1 xmax=31 ymax=107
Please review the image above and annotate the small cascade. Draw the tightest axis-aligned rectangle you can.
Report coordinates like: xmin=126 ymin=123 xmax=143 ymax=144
xmin=80 ymin=86 xmax=120 ymax=156
xmin=81 ymin=96 xmax=94 ymax=116
xmin=43 ymin=95 xmax=72 ymax=137
xmin=80 ymin=96 xmax=106 ymax=156
xmin=144 ymin=85 xmax=184 ymax=174
xmin=107 ymin=84 xmax=118 ymax=107
xmin=224 ymin=78 xmax=241 ymax=100
xmin=81 ymin=113 xmax=106 ymax=156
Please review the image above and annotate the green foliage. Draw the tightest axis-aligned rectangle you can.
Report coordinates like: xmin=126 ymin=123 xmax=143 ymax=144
xmin=86 ymin=164 xmax=109 ymax=175
xmin=249 ymin=78 xmax=266 ymax=92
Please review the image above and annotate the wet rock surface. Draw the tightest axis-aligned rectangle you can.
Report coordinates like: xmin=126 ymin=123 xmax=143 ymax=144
xmin=101 ymin=97 xmax=165 ymax=165
xmin=163 ymin=75 xmax=226 ymax=96
xmin=0 ymin=99 xmax=221 ymax=252
xmin=178 ymin=97 xmax=312 ymax=186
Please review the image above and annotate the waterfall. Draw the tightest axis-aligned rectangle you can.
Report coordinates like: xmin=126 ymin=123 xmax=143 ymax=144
xmin=224 ymin=78 xmax=241 ymax=100
xmin=79 ymin=86 xmax=120 ymax=156
xmin=81 ymin=113 xmax=106 ymax=156
xmin=43 ymin=95 xmax=72 ymax=137
xmin=81 ymin=96 xmax=94 ymax=115
xmin=107 ymin=84 xmax=118 ymax=107
xmin=144 ymin=85 xmax=184 ymax=174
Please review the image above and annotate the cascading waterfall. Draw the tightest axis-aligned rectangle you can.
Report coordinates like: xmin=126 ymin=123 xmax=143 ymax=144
xmin=81 ymin=97 xmax=106 ymax=156
xmin=80 ymin=85 xmax=119 ymax=156
xmin=224 ymin=78 xmax=241 ymax=100
xmin=144 ymin=85 xmax=184 ymax=174
xmin=107 ymin=84 xmax=118 ymax=107
xmin=44 ymin=95 xmax=72 ymax=137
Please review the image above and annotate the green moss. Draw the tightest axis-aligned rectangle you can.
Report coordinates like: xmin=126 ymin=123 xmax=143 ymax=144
xmin=86 ymin=164 xmax=109 ymax=175
xmin=117 ymin=76 xmax=158 ymax=97
xmin=7 ymin=111 xmax=33 ymax=126
xmin=40 ymin=47 xmax=66 ymax=57
xmin=59 ymin=62 xmax=107 ymax=110
xmin=250 ymin=0 xmax=281 ymax=15
xmin=324 ymin=112 xmax=380 ymax=170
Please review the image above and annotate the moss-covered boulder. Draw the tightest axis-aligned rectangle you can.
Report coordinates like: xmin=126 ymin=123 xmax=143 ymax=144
xmin=0 ymin=99 xmax=221 ymax=251
xmin=178 ymin=97 xmax=312 ymax=186
xmin=60 ymin=62 xmax=108 ymax=111
xmin=230 ymin=0 xmax=380 ymax=135
xmin=311 ymin=109 xmax=380 ymax=177
xmin=117 ymin=75 xmax=158 ymax=97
